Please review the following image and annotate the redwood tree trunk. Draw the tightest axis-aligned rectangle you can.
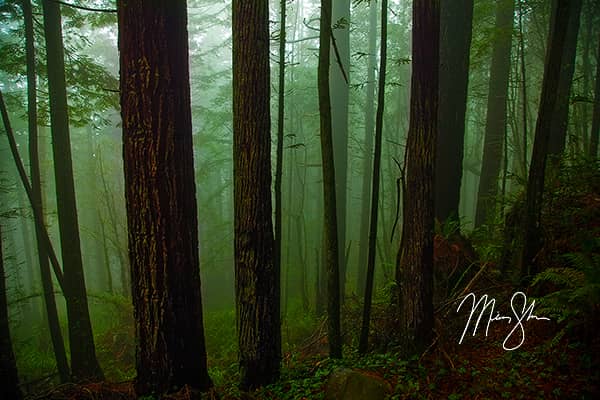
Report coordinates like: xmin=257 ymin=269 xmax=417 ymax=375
xmin=475 ymin=0 xmax=515 ymax=227
xmin=118 ymin=0 xmax=212 ymax=395
xmin=42 ymin=0 xmax=102 ymax=382
xmin=396 ymin=0 xmax=439 ymax=355
xmin=232 ymin=0 xmax=281 ymax=389
xmin=435 ymin=0 xmax=473 ymax=225
xmin=520 ymin=0 xmax=572 ymax=279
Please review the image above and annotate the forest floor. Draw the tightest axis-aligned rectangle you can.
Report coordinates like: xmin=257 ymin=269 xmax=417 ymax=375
xmin=25 ymin=161 xmax=600 ymax=399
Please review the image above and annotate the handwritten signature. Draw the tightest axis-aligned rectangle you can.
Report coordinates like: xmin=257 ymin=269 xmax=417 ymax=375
xmin=456 ymin=291 xmax=550 ymax=351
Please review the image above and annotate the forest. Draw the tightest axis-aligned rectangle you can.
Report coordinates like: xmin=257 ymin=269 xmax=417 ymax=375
xmin=0 ymin=0 xmax=599 ymax=399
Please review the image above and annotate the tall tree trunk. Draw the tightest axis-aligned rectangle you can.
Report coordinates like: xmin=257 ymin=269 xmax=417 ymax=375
xmin=331 ymin=0 xmax=350 ymax=302
xmin=589 ymin=30 xmax=600 ymax=158
xmin=274 ymin=0 xmax=286 ymax=322
xmin=520 ymin=0 xmax=572 ymax=279
xmin=435 ymin=0 xmax=473 ymax=225
xmin=22 ymin=0 xmax=70 ymax=382
xmin=518 ymin=0 xmax=529 ymax=177
xmin=42 ymin=0 xmax=102 ymax=382
xmin=359 ymin=0 xmax=387 ymax=355
xmin=118 ymin=0 xmax=213 ymax=395
xmin=547 ymin=0 xmax=583 ymax=167
xmin=232 ymin=0 xmax=281 ymax=389
xmin=319 ymin=0 xmax=342 ymax=359
xmin=357 ymin=0 xmax=378 ymax=298
xmin=475 ymin=0 xmax=515 ymax=228
xmin=396 ymin=0 xmax=439 ymax=355
xmin=0 ymin=224 xmax=22 ymax=400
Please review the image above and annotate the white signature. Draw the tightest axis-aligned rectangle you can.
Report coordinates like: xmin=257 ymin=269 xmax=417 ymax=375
xmin=456 ymin=291 xmax=551 ymax=351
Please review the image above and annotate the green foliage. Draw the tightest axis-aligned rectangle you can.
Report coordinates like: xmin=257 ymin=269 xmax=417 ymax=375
xmin=532 ymin=239 xmax=600 ymax=344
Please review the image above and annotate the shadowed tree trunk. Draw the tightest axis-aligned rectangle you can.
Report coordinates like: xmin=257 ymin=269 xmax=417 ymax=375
xmin=475 ymin=0 xmax=515 ymax=227
xmin=357 ymin=0 xmax=378 ymax=298
xmin=0 ymin=224 xmax=22 ymax=400
xmin=435 ymin=0 xmax=473 ymax=225
xmin=331 ymin=0 xmax=350 ymax=302
xmin=42 ymin=0 xmax=103 ymax=382
xmin=118 ymin=0 xmax=213 ymax=395
xmin=520 ymin=0 xmax=572 ymax=279
xmin=396 ymin=0 xmax=439 ymax=355
xmin=590 ymin=29 xmax=600 ymax=158
xmin=319 ymin=0 xmax=342 ymax=359
xmin=547 ymin=0 xmax=583 ymax=166
xmin=232 ymin=0 xmax=281 ymax=389
xmin=359 ymin=0 xmax=387 ymax=355
xmin=22 ymin=0 xmax=70 ymax=383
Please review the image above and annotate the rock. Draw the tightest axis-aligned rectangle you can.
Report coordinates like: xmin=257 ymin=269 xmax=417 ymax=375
xmin=325 ymin=367 xmax=391 ymax=400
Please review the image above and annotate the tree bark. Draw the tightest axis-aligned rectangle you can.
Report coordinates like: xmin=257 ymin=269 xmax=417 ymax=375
xmin=22 ymin=0 xmax=70 ymax=383
xmin=520 ymin=0 xmax=572 ymax=279
xmin=319 ymin=0 xmax=342 ymax=359
xmin=42 ymin=0 xmax=103 ymax=382
xmin=589 ymin=29 xmax=600 ymax=158
xmin=118 ymin=0 xmax=212 ymax=395
xmin=232 ymin=0 xmax=281 ymax=389
xmin=396 ymin=0 xmax=439 ymax=355
xmin=475 ymin=0 xmax=515 ymax=228
xmin=435 ymin=0 xmax=473 ymax=225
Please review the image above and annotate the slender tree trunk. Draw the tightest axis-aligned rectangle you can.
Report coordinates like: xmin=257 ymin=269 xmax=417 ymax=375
xmin=0 ymin=224 xmax=22 ymax=400
xmin=118 ymin=0 xmax=213 ymax=395
xmin=319 ymin=0 xmax=342 ymax=359
xmin=475 ymin=0 xmax=515 ymax=227
xmin=396 ymin=0 xmax=439 ymax=355
xmin=232 ymin=0 xmax=281 ymax=389
xmin=357 ymin=0 xmax=378 ymax=298
xmin=435 ymin=0 xmax=473 ymax=225
xmin=547 ymin=0 xmax=583 ymax=167
xmin=359 ymin=0 xmax=387 ymax=355
xmin=518 ymin=0 xmax=529 ymax=177
xmin=520 ymin=0 xmax=572 ymax=279
xmin=22 ymin=0 xmax=70 ymax=382
xmin=274 ymin=0 xmax=286 ymax=313
xmin=331 ymin=0 xmax=350 ymax=302
xmin=42 ymin=0 xmax=102 ymax=382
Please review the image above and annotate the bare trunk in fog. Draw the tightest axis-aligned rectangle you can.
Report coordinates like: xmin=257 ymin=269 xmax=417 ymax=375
xmin=475 ymin=0 xmax=514 ymax=228
xmin=23 ymin=0 xmax=70 ymax=382
xmin=435 ymin=0 xmax=473 ymax=226
xmin=42 ymin=0 xmax=103 ymax=382
xmin=319 ymin=0 xmax=342 ymax=359
xmin=520 ymin=0 xmax=572 ymax=279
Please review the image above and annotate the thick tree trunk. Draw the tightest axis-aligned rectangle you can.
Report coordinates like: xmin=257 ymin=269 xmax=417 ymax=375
xmin=396 ymin=0 xmax=439 ymax=355
xmin=118 ymin=0 xmax=213 ymax=395
xmin=435 ymin=0 xmax=473 ymax=225
xmin=42 ymin=0 xmax=103 ymax=382
xmin=232 ymin=0 xmax=281 ymax=389
xmin=475 ymin=0 xmax=515 ymax=227
xmin=0 ymin=224 xmax=22 ymax=400
xmin=319 ymin=0 xmax=342 ymax=359
xmin=520 ymin=0 xmax=572 ymax=279
xmin=22 ymin=0 xmax=70 ymax=382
